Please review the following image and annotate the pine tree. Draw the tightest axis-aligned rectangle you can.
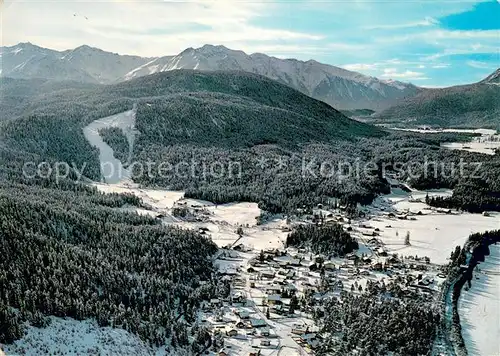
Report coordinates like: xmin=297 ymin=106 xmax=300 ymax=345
xmin=259 ymin=250 xmax=265 ymax=262
xmin=405 ymin=231 xmax=411 ymax=246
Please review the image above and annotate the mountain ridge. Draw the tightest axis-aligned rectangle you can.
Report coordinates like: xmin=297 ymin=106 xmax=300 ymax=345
xmin=1 ymin=42 xmax=420 ymax=110
xmin=373 ymin=68 xmax=500 ymax=129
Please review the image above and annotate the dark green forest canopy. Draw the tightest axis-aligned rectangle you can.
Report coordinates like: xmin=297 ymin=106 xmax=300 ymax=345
xmin=0 ymin=157 xmax=219 ymax=348
xmin=99 ymin=127 xmax=130 ymax=164
xmin=373 ymin=83 xmax=500 ymax=129
xmin=0 ymin=70 xmax=499 ymax=351
xmin=1 ymin=72 xmax=499 ymax=213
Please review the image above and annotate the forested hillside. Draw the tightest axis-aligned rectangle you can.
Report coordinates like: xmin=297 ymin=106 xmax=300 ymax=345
xmin=0 ymin=147 xmax=219 ymax=351
xmin=373 ymin=71 xmax=500 ymax=129
xmin=1 ymin=71 xmax=389 ymax=213
xmin=2 ymin=72 xmax=498 ymax=216
xmin=317 ymin=294 xmax=440 ymax=355
xmin=1 ymin=69 xmax=500 ymax=352
xmin=99 ymin=127 xmax=130 ymax=164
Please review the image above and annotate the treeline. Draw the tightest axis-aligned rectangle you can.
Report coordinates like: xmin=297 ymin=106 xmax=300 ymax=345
xmin=286 ymin=224 xmax=358 ymax=256
xmin=426 ymin=178 xmax=500 ymax=213
xmin=133 ymin=143 xmax=390 ymax=214
xmin=445 ymin=230 xmax=500 ymax=355
xmin=317 ymin=293 xmax=440 ymax=356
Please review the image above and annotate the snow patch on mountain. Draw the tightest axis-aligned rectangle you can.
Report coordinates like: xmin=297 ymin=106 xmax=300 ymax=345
xmin=83 ymin=105 xmax=137 ymax=184
xmin=1 ymin=42 xmax=422 ymax=110
xmin=121 ymin=44 xmax=420 ymax=110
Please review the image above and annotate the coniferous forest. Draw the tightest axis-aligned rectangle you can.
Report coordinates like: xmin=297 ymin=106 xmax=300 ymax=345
xmin=286 ymin=224 xmax=358 ymax=256
xmin=317 ymin=293 xmax=440 ymax=356
xmin=0 ymin=147 xmax=219 ymax=350
xmin=99 ymin=127 xmax=130 ymax=165
xmin=0 ymin=71 xmax=499 ymax=353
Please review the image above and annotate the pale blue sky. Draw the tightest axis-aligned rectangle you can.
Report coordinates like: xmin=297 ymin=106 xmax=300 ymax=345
xmin=3 ymin=0 xmax=499 ymax=87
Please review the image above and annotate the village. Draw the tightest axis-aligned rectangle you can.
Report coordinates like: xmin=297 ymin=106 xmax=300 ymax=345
xmin=92 ymin=180 xmax=499 ymax=356
xmin=171 ymin=194 xmax=455 ymax=356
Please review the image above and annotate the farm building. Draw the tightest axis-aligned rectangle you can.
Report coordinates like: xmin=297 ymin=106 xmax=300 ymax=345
xmin=265 ymin=294 xmax=282 ymax=305
xmin=235 ymin=309 xmax=250 ymax=319
xmin=250 ymin=318 xmax=267 ymax=328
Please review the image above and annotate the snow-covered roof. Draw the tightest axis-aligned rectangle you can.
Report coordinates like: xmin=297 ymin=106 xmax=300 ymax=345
xmin=267 ymin=294 xmax=282 ymax=301
xmin=250 ymin=318 xmax=267 ymax=327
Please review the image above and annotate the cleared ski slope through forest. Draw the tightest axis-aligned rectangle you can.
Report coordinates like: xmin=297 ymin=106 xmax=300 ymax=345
xmin=83 ymin=105 xmax=137 ymax=184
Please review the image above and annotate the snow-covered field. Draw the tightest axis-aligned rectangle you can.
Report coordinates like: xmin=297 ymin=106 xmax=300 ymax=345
xmin=391 ymin=127 xmax=500 ymax=155
xmin=206 ymin=202 xmax=261 ymax=227
xmin=392 ymin=128 xmax=497 ymax=135
xmin=458 ymin=243 xmax=500 ymax=356
xmin=2 ymin=317 xmax=160 ymax=356
xmin=369 ymin=213 xmax=499 ymax=265
xmin=368 ymin=188 xmax=499 ymax=265
xmin=14 ymin=119 xmax=493 ymax=355
xmin=441 ymin=141 xmax=500 ymax=155
xmin=94 ymin=183 xmax=184 ymax=209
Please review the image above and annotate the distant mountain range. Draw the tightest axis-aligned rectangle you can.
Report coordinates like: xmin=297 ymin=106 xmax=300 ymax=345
xmin=374 ymin=68 xmax=500 ymax=129
xmin=0 ymin=43 xmax=148 ymax=84
xmin=0 ymin=42 xmax=421 ymax=110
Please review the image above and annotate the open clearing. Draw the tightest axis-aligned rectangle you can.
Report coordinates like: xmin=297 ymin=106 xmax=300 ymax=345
xmin=441 ymin=141 xmax=500 ymax=155
xmin=2 ymin=317 xmax=160 ymax=356
xmin=369 ymin=213 xmax=499 ymax=265
xmin=367 ymin=189 xmax=499 ymax=265
xmin=458 ymin=243 xmax=500 ymax=356
xmin=391 ymin=127 xmax=500 ymax=155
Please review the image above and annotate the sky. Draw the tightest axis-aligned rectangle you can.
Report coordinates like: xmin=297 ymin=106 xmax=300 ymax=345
xmin=1 ymin=0 xmax=499 ymax=87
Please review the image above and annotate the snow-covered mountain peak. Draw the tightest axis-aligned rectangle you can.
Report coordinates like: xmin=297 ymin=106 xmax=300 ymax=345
xmin=72 ymin=44 xmax=103 ymax=54
xmin=179 ymin=47 xmax=195 ymax=55
xmin=199 ymin=44 xmax=229 ymax=52
xmin=2 ymin=42 xmax=423 ymax=110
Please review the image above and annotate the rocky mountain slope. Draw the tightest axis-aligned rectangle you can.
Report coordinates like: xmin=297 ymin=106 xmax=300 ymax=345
xmin=122 ymin=45 xmax=421 ymax=110
xmin=2 ymin=70 xmax=384 ymax=156
xmin=480 ymin=68 xmax=500 ymax=85
xmin=373 ymin=69 xmax=500 ymax=129
xmin=1 ymin=43 xmax=420 ymax=110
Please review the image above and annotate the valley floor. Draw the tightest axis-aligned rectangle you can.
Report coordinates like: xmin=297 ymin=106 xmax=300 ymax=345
xmin=4 ymin=114 xmax=497 ymax=355
xmin=4 ymin=181 xmax=498 ymax=355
